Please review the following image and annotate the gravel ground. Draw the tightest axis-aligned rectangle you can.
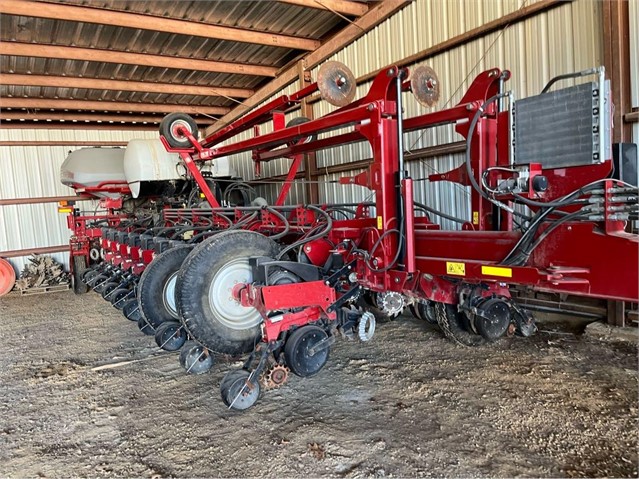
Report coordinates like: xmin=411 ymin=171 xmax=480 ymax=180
xmin=0 ymin=290 xmax=637 ymax=478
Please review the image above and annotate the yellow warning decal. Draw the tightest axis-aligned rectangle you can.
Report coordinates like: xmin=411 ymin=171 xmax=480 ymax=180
xmin=481 ymin=265 xmax=513 ymax=278
xmin=446 ymin=262 xmax=466 ymax=276
xmin=58 ymin=207 xmax=72 ymax=214
xmin=377 ymin=216 xmax=383 ymax=229
xmin=472 ymin=211 xmax=479 ymax=225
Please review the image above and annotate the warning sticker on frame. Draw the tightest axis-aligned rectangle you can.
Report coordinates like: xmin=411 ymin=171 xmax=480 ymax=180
xmin=446 ymin=262 xmax=466 ymax=276
xmin=377 ymin=216 xmax=383 ymax=229
xmin=472 ymin=211 xmax=479 ymax=225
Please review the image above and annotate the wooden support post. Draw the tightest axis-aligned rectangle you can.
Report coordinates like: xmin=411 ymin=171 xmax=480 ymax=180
xmin=602 ymin=0 xmax=632 ymax=142
xmin=607 ymin=300 xmax=626 ymax=327
xmin=298 ymin=60 xmax=320 ymax=204
xmin=603 ymin=0 xmax=631 ymax=327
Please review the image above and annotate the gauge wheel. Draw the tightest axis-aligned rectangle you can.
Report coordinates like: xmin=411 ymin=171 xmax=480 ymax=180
xmin=284 ymin=325 xmax=330 ymax=378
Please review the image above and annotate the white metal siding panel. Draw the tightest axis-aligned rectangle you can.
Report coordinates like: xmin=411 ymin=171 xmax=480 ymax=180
xmin=0 ymin=128 xmax=157 ymax=274
xmin=630 ymin=0 xmax=638 ymax=144
xmin=308 ymin=0 xmax=603 ymax=214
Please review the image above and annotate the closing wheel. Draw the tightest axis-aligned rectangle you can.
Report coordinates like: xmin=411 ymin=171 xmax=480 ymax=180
xmin=72 ymin=256 xmax=89 ymax=294
xmin=180 ymin=341 xmax=214 ymax=374
xmin=154 ymin=321 xmax=187 ymax=351
xmin=220 ymin=369 xmax=260 ymax=410
xmin=110 ymin=288 xmax=133 ymax=310
xmin=435 ymin=302 xmax=487 ymax=347
xmin=122 ymin=299 xmax=142 ymax=322
xmin=159 ymin=112 xmax=199 ymax=149
xmin=284 ymin=325 xmax=330 ymax=377
xmin=139 ymin=245 xmax=193 ymax=328
xmin=138 ymin=316 xmax=155 ymax=336
xmin=177 ymin=230 xmax=278 ymax=355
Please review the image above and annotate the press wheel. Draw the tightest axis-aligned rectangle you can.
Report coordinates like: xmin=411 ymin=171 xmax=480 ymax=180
xmin=180 ymin=341 xmax=214 ymax=374
xmin=154 ymin=321 xmax=187 ymax=351
xmin=220 ymin=369 xmax=260 ymax=410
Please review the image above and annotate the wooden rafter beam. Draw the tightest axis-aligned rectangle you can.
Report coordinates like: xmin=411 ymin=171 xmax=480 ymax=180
xmin=0 ymin=42 xmax=278 ymax=77
xmin=277 ymin=0 xmax=368 ymax=17
xmin=0 ymin=112 xmax=215 ymax=125
xmin=0 ymin=0 xmax=320 ymax=51
xmin=205 ymin=0 xmax=410 ymax=135
xmin=1 ymin=98 xmax=229 ymax=116
xmin=1 ymin=73 xmax=254 ymax=99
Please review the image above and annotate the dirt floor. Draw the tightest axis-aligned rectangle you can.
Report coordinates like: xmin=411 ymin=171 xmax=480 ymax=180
xmin=0 ymin=290 xmax=637 ymax=478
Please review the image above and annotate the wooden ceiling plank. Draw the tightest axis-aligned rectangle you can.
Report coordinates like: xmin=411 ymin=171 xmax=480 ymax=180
xmin=1 ymin=98 xmax=229 ymax=116
xmin=1 ymin=112 xmax=215 ymax=124
xmin=2 ymin=73 xmax=254 ymax=99
xmin=0 ymin=42 xmax=278 ymax=77
xmin=0 ymin=0 xmax=320 ymax=51
xmin=277 ymin=0 xmax=368 ymax=17
xmin=205 ymin=0 xmax=410 ymax=136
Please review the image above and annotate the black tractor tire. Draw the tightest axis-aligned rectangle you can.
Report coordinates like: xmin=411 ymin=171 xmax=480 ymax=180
xmin=138 ymin=245 xmax=193 ymax=328
xmin=176 ymin=230 xmax=278 ymax=356
xmin=72 ymin=256 xmax=89 ymax=294
xmin=159 ymin=113 xmax=199 ymax=149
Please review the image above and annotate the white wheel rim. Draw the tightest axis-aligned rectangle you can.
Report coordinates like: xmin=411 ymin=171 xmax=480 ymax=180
xmin=162 ymin=272 xmax=179 ymax=319
xmin=208 ymin=257 xmax=261 ymax=330
xmin=171 ymin=119 xmax=192 ymax=142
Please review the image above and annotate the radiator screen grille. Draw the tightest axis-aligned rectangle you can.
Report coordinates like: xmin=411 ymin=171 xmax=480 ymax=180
xmin=513 ymin=82 xmax=600 ymax=168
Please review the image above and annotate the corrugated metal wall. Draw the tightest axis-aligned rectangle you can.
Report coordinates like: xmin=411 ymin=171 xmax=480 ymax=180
xmin=0 ymin=129 xmax=156 ymax=274
xmin=230 ymin=0 xmax=605 ymax=228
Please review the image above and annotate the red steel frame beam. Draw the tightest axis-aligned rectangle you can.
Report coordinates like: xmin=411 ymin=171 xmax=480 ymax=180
xmin=162 ymin=64 xmax=638 ymax=306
